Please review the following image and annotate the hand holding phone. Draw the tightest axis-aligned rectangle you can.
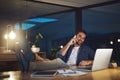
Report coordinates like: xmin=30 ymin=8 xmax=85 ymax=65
xmin=73 ymin=35 xmax=76 ymax=38
xmin=68 ymin=35 xmax=77 ymax=45
xmin=72 ymin=35 xmax=77 ymax=44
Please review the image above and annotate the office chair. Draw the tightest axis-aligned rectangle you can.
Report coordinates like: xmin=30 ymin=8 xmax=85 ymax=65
xmin=15 ymin=45 xmax=29 ymax=72
xmin=14 ymin=38 xmax=35 ymax=72
xmin=14 ymin=32 xmax=36 ymax=72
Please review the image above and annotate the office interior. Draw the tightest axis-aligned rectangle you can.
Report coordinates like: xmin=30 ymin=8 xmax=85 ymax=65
xmin=0 ymin=0 xmax=120 ymax=71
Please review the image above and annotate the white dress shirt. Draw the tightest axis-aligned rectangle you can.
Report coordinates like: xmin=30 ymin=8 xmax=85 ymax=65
xmin=66 ymin=46 xmax=80 ymax=66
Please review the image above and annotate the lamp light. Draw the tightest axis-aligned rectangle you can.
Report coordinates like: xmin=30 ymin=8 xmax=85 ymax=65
xmin=4 ymin=34 xmax=8 ymax=39
xmin=118 ymin=39 xmax=120 ymax=42
xmin=4 ymin=25 xmax=16 ymax=52
xmin=110 ymin=41 xmax=113 ymax=45
xmin=60 ymin=45 xmax=63 ymax=48
xmin=9 ymin=31 xmax=16 ymax=39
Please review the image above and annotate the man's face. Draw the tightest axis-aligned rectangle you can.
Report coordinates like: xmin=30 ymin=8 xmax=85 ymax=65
xmin=76 ymin=32 xmax=86 ymax=46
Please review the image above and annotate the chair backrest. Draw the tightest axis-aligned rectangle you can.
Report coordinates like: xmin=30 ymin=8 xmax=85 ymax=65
xmin=15 ymin=45 xmax=29 ymax=72
xmin=14 ymin=33 xmax=35 ymax=72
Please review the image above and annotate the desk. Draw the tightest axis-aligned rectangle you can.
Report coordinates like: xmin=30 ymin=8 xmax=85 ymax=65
xmin=0 ymin=51 xmax=19 ymax=71
xmin=0 ymin=67 xmax=120 ymax=80
xmin=0 ymin=51 xmax=17 ymax=61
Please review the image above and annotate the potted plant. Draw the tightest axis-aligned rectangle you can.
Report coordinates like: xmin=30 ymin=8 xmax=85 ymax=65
xmin=31 ymin=33 xmax=43 ymax=53
xmin=48 ymin=48 xmax=58 ymax=60
xmin=33 ymin=33 xmax=43 ymax=47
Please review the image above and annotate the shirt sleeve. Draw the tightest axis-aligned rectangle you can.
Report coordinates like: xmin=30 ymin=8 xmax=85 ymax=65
xmin=88 ymin=47 xmax=95 ymax=60
xmin=56 ymin=51 xmax=65 ymax=61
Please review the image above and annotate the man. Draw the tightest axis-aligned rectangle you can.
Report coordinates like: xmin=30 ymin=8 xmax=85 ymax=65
xmin=57 ymin=30 xmax=95 ymax=66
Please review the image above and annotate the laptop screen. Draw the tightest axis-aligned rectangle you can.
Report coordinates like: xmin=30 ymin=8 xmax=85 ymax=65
xmin=92 ymin=48 xmax=113 ymax=71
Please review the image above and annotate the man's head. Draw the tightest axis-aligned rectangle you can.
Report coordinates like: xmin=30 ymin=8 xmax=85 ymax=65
xmin=75 ymin=30 xmax=86 ymax=46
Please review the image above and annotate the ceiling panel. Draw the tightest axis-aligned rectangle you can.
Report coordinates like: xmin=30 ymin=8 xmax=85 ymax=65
xmin=35 ymin=0 xmax=114 ymax=7
xmin=0 ymin=0 xmax=72 ymax=20
xmin=90 ymin=2 xmax=120 ymax=15
xmin=0 ymin=0 xmax=118 ymax=26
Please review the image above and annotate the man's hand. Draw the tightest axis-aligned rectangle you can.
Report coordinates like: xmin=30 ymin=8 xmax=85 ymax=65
xmin=60 ymin=35 xmax=77 ymax=56
xmin=68 ymin=35 xmax=77 ymax=46
xmin=79 ymin=60 xmax=93 ymax=66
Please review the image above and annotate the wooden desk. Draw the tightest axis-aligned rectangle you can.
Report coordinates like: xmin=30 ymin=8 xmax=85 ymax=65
xmin=0 ymin=51 xmax=17 ymax=61
xmin=0 ymin=51 xmax=19 ymax=71
xmin=0 ymin=67 xmax=120 ymax=80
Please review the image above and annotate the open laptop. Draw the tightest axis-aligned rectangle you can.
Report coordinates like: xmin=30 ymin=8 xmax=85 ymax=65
xmin=74 ymin=48 xmax=113 ymax=72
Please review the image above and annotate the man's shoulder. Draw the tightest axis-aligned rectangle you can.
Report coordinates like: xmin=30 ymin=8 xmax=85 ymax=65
xmin=81 ymin=44 xmax=94 ymax=51
xmin=81 ymin=44 xmax=90 ymax=48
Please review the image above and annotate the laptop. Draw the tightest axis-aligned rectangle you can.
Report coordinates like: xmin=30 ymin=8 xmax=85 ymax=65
xmin=74 ymin=48 xmax=113 ymax=72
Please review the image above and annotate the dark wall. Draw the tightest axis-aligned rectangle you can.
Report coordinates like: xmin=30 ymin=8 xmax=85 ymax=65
xmin=28 ymin=11 xmax=76 ymax=55
xmin=27 ymin=3 xmax=120 ymax=65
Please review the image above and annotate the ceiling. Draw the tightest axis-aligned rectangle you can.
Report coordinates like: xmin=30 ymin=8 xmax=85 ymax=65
xmin=0 ymin=0 xmax=118 ymax=26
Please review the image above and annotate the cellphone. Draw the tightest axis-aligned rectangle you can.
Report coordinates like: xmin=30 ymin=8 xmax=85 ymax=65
xmin=73 ymin=35 xmax=78 ymax=45
xmin=73 ymin=35 xmax=76 ymax=38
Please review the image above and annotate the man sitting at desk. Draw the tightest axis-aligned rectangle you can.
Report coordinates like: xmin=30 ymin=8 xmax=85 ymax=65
xmin=57 ymin=30 xmax=95 ymax=66
xmin=15 ymin=30 xmax=95 ymax=71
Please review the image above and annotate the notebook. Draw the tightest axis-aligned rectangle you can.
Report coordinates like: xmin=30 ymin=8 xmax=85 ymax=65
xmin=74 ymin=48 xmax=113 ymax=72
xmin=31 ymin=70 xmax=57 ymax=77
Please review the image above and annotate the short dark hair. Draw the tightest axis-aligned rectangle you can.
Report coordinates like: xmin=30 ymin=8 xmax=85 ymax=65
xmin=76 ymin=30 xmax=87 ymax=35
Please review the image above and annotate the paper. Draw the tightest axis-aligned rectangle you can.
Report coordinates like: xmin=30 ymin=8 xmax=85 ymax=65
xmin=57 ymin=69 xmax=87 ymax=76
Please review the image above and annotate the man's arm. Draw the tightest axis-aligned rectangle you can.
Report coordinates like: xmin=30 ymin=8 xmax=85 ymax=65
xmin=60 ymin=36 xmax=77 ymax=56
xmin=60 ymin=43 xmax=71 ymax=56
xmin=79 ymin=60 xmax=93 ymax=66
xmin=78 ymin=46 xmax=95 ymax=66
